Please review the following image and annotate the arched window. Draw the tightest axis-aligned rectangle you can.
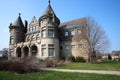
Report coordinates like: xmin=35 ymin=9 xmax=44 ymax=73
xmin=31 ymin=34 xmax=35 ymax=40
xmin=36 ymin=34 xmax=40 ymax=40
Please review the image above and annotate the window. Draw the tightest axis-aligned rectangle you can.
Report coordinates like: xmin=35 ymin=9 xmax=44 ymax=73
xmin=77 ymin=29 xmax=81 ymax=34
xmin=48 ymin=44 xmax=54 ymax=48
xmin=49 ymin=17 xmax=53 ymax=21
xmin=71 ymin=30 xmax=75 ymax=35
xmin=48 ymin=29 xmax=54 ymax=37
xmin=78 ymin=44 xmax=83 ymax=48
xmin=32 ymin=27 xmax=35 ymax=31
xmin=36 ymin=26 xmax=39 ymax=30
xmin=71 ymin=45 xmax=75 ymax=49
xmin=30 ymin=27 xmax=32 ymax=32
xmin=10 ymin=36 xmax=14 ymax=44
xmin=65 ymin=45 xmax=69 ymax=50
xmin=48 ymin=44 xmax=54 ymax=56
xmin=65 ymin=31 xmax=68 ymax=36
xmin=42 ymin=48 xmax=46 ymax=56
xmin=41 ymin=44 xmax=46 ymax=56
xmin=42 ymin=44 xmax=46 ymax=47
xmin=31 ymin=35 xmax=35 ymax=40
xmin=36 ymin=34 xmax=40 ymax=40
xmin=48 ymin=48 xmax=54 ymax=56
xmin=42 ymin=30 xmax=46 ymax=37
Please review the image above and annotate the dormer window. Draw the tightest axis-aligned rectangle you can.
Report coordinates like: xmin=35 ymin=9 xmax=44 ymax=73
xmin=49 ymin=17 xmax=53 ymax=21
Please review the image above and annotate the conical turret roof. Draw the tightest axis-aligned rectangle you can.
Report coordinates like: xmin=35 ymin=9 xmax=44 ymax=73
xmin=12 ymin=13 xmax=24 ymax=27
xmin=40 ymin=1 xmax=60 ymax=25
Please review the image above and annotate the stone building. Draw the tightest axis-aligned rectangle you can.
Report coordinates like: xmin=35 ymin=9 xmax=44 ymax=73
xmin=9 ymin=1 xmax=88 ymax=60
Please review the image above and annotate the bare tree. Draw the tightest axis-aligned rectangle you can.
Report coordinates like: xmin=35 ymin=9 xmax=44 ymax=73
xmin=85 ymin=17 xmax=110 ymax=63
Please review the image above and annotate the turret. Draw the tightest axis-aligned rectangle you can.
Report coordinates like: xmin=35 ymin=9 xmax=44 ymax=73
xmin=9 ymin=13 xmax=26 ymax=45
xmin=39 ymin=0 xmax=60 ymax=59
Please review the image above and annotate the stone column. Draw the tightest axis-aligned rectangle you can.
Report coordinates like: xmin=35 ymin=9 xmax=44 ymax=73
xmin=28 ymin=47 xmax=31 ymax=57
xmin=21 ymin=48 xmax=24 ymax=58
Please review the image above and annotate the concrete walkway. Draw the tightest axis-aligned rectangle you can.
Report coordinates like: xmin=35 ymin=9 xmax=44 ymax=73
xmin=43 ymin=68 xmax=120 ymax=75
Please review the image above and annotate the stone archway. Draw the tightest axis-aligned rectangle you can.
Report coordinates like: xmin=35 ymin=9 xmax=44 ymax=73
xmin=16 ymin=47 xmax=22 ymax=58
xmin=23 ymin=46 xmax=29 ymax=57
xmin=31 ymin=45 xmax=38 ymax=56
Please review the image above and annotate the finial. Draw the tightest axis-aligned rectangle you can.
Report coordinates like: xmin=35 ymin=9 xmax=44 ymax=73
xmin=48 ymin=0 xmax=51 ymax=4
xmin=19 ymin=13 xmax=21 ymax=16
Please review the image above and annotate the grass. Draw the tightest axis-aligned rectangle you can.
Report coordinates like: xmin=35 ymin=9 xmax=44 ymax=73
xmin=0 ymin=71 xmax=120 ymax=80
xmin=58 ymin=60 xmax=120 ymax=71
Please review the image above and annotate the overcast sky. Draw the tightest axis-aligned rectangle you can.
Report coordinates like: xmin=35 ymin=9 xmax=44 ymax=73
xmin=0 ymin=0 xmax=120 ymax=52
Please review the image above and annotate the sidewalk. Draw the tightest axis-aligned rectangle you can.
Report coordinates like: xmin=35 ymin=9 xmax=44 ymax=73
xmin=43 ymin=68 xmax=120 ymax=75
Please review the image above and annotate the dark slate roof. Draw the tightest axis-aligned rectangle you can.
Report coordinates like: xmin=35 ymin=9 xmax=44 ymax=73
xmin=43 ymin=4 xmax=55 ymax=16
xmin=59 ymin=18 xmax=86 ymax=29
xmin=12 ymin=15 xmax=24 ymax=27
xmin=40 ymin=3 xmax=60 ymax=25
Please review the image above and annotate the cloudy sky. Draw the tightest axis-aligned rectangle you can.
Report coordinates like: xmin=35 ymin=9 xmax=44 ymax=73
xmin=0 ymin=0 xmax=120 ymax=52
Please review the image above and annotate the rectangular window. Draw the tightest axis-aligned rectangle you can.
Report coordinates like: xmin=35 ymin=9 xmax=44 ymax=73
xmin=48 ymin=48 xmax=54 ymax=56
xmin=77 ymin=29 xmax=81 ymax=34
xmin=48 ymin=44 xmax=54 ymax=48
xmin=42 ymin=30 xmax=46 ymax=37
xmin=42 ymin=48 xmax=46 ymax=56
xmin=33 ymin=27 xmax=35 ymax=31
xmin=48 ymin=29 xmax=54 ymax=37
xmin=10 ymin=36 xmax=14 ymax=44
xmin=65 ymin=45 xmax=69 ymax=50
xmin=30 ymin=27 xmax=32 ymax=32
xmin=78 ymin=44 xmax=83 ymax=48
xmin=71 ymin=30 xmax=75 ymax=35
xmin=41 ymin=44 xmax=46 ymax=47
xmin=65 ymin=31 xmax=68 ymax=36
xmin=71 ymin=45 xmax=75 ymax=49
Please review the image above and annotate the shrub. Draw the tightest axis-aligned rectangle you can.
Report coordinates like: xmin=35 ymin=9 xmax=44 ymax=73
xmin=24 ymin=57 xmax=44 ymax=72
xmin=44 ymin=59 xmax=54 ymax=67
xmin=68 ymin=56 xmax=86 ymax=62
xmin=8 ymin=61 xmax=27 ymax=74
xmin=75 ymin=56 xmax=86 ymax=62
xmin=0 ymin=57 xmax=45 ymax=74
xmin=68 ymin=56 xmax=76 ymax=62
xmin=0 ymin=61 xmax=11 ymax=71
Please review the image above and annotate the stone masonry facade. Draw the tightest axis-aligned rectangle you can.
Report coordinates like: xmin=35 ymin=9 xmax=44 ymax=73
xmin=9 ymin=1 xmax=88 ymax=60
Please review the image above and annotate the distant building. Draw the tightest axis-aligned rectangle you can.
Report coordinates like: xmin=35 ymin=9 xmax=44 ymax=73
xmin=9 ymin=1 xmax=88 ymax=60
xmin=111 ymin=51 xmax=120 ymax=60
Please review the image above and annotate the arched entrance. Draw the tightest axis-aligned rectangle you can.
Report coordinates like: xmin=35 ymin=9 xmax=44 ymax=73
xmin=16 ymin=47 xmax=22 ymax=58
xmin=23 ymin=46 xmax=29 ymax=57
xmin=31 ymin=45 xmax=38 ymax=56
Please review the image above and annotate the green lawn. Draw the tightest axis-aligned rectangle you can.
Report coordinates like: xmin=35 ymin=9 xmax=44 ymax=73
xmin=58 ymin=61 xmax=120 ymax=71
xmin=0 ymin=71 xmax=120 ymax=80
